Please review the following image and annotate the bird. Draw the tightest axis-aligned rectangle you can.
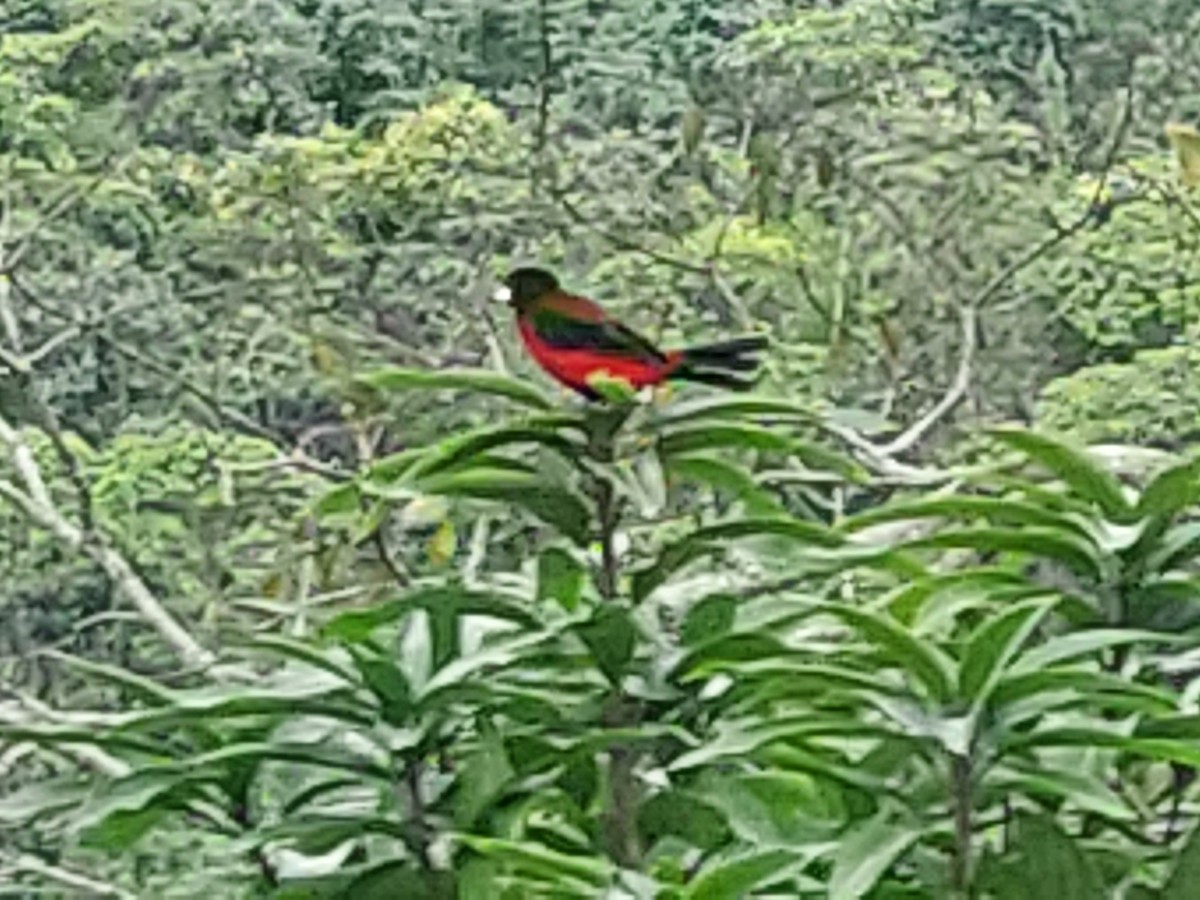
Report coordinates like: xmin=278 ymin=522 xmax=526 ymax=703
xmin=493 ymin=267 xmax=768 ymax=401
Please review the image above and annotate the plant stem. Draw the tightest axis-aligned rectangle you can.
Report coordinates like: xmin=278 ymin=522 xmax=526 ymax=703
xmin=951 ymin=752 xmax=973 ymax=895
xmin=585 ymin=406 xmax=641 ymax=866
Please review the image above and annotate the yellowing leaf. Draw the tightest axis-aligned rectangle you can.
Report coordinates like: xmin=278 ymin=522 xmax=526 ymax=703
xmin=401 ymin=495 xmax=449 ymax=528
xmin=1166 ymin=122 xmax=1200 ymax=187
xmin=428 ymin=520 xmax=457 ymax=567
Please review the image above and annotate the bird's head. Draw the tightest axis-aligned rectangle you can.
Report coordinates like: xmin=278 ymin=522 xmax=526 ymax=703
xmin=493 ymin=267 xmax=559 ymax=312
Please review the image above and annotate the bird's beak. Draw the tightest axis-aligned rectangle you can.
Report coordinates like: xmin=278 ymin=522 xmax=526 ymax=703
xmin=492 ymin=285 xmax=513 ymax=305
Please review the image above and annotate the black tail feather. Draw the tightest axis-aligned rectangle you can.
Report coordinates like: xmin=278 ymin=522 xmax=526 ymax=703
xmin=672 ymin=334 xmax=768 ymax=390
xmin=672 ymin=368 xmax=757 ymax=391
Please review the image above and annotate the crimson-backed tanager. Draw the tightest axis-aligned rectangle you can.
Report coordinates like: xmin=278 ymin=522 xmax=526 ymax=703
xmin=493 ymin=267 xmax=768 ymax=401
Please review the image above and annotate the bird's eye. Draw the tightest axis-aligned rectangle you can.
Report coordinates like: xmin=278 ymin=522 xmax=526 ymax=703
xmin=492 ymin=285 xmax=513 ymax=304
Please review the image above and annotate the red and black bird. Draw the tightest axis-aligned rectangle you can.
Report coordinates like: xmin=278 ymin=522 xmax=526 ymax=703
xmin=494 ymin=267 xmax=768 ymax=401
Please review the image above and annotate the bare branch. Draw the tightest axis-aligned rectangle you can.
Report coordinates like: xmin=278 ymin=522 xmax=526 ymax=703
xmin=877 ymin=304 xmax=976 ymax=456
xmin=0 ymin=413 xmax=216 ymax=669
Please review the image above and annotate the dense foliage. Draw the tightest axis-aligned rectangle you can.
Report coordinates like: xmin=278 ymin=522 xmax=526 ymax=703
xmin=4 ymin=0 xmax=1200 ymax=896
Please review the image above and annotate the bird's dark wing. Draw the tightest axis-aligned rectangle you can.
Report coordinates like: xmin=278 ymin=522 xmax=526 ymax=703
xmin=526 ymin=304 xmax=667 ymax=363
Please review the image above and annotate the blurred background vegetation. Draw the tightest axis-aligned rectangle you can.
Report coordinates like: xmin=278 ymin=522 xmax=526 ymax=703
xmin=4 ymin=0 xmax=1200 ymax=896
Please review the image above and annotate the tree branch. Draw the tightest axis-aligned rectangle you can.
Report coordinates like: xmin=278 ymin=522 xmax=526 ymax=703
xmin=0 ymin=412 xmax=215 ymax=669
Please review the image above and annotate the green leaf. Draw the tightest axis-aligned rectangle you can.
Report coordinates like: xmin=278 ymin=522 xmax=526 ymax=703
xmin=1163 ymin=822 xmax=1200 ymax=900
xmin=842 ymin=496 xmax=1096 ymax=543
xmin=1142 ymin=521 xmax=1200 ymax=573
xmin=661 ymin=423 xmax=864 ymax=481
xmin=322 ymin=585 xmax=539 ymax=643
xmin=1136 ymin=454 xmax=1200 ymax=520
xmin=455 ymin=723 xmax=516 ymax=828
xmin=987 ymin=764 xmax=1132 ymax=821
xmin=1008 ymin=730 xmax=1200 ymax=768
xmin=313 ymin=482 xmax=361 ymax=519
xmin=1005 ymin=629 xmax=1186 ymax=676
xmin=537 ymin=547 xmax=586 ymax=612
xmin=683 ymin=849 xmax=801 ymax=900
xmin=656 ymin=395 xmax=816 ymax=427
xmin=633 ymin=517 xmax=841 ymax=602
xmin=404 ymin=422 xmax=581 ymax=481
xmin=818 ymin=604 xmax=956 ymax=703
xmin=237 ymin=635 xmax=360 ymax=684
xmin=575 ymin=604 xmax=636 ymax=683
xmin=452 ymin=835 xmax=614 ymax=887
xmin=42 ymin=651 xmax=176 ymax=706
xmin=829 ymin=810 xmax=923 ymax=900
xmin=988 ymin=428 xmax=1132 ymax=521
xmin=902 ymin=527 xmax=1103 ymax=579
xmin=0 ymin=777 xmax=91 ymax=826
xmin=958 ymin=596 xmax=1056 ymax=707
xmin=360 ymin=366 xmax=554 ymax=409
xmin=978 ymin=813 xmax=1106 ymax=900
xmin=681 ymin=594 xmax=738 ymax=645
xmin=348 ymin=647 xmax=411 ymax=726
xmin=339 ymin=864 xmax=454 ymax=900
xmin=666 ymin=454 xmax=785 ymax=516
xmin=638 ymin=791 xmax=731 ymax=852
xmin=417 ymin=468 xmax=591 ymax=545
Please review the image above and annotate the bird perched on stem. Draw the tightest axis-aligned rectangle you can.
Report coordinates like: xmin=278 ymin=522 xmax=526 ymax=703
xmin=494 ymin=267 xmax=768 ymax=401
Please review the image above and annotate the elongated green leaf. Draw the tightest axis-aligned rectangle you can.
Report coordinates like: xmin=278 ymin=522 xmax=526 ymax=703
xmin=42 ymin=651 xmax=176 ymax=706
xmin=633 ymin=517 xmax=841 ymax=602
xmin=403 ymin=423 xmax=581 ymax=482
xmin=116 ymin=692 xmax=376 ymax=732
xmin=684 ymin=849 xmax=802 ymax=900
xmin=884 ymin=569 xmax=1034 ymax=625
xmin=282 ymin=777 xmax=366 ymax=816
xmin=1137 ymin=455 xmax=1200 ymax=520
xmin=977 ymin=813 xmax=1106 ymax=900
xmin=417 ymin=469 xmax=591 ymax=545
xmin=1007 ymin=730 xmax=1200 ymax=768
xmin=958 ymin=596 xmax=1056 ymax=706
xmin=537 ymin=546 xmax=586 ymax=611
xmin=682 ymin=594 xmax=738 ymax=645
xmin=0 ymin=777 xmax=91 ymax=826
xmin=666 ymin=454 xmax=785 ymax=516
xmin=988 ymin=764 xmax=1133 ymax=821
xmin=322 ymin=586 xmax=539 ymax=642
xmin=903 ymin=527 xmax=1103 ymax=579
xmin=1163 ymin=822 xmax=1200 ymax=900
xmin=1006 ymin=629 xmax=1186 ymax=676
xmin=452 ymin=835 xmax=614 ymax=886
xmin=829 ymin=810 xmax=922 ymax=900
xmin=988 ymin=428 xmax=1132 ymax=521
xmin=348 ymin=647 xmax=411 ymax=726
xmin=360 ymin=367 xmax=554 ymax=409
xmin=992 ymin=668 xmax=1178 ymax=713
xmin=818 ymin=604 xmax=956 ymax=703
xmin=661 ymin=423 xmax=864 ymax=481
xmin=236 ymin=635 xmax=360 ymax=684
xmin=1143 ymin=521 xmax=1200 ymax=573
xmin=842 ymin=496 xmax=1096 ymax=544
xmin=656 ymin=395 xmax=816 ymax=427
xmin=455 ymin=723 xmax=515 ymax=828
xmin=671 ymin=715 xmax=896 ymax=772
xmin=575 ymin=604 xmax=637 ymax=683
